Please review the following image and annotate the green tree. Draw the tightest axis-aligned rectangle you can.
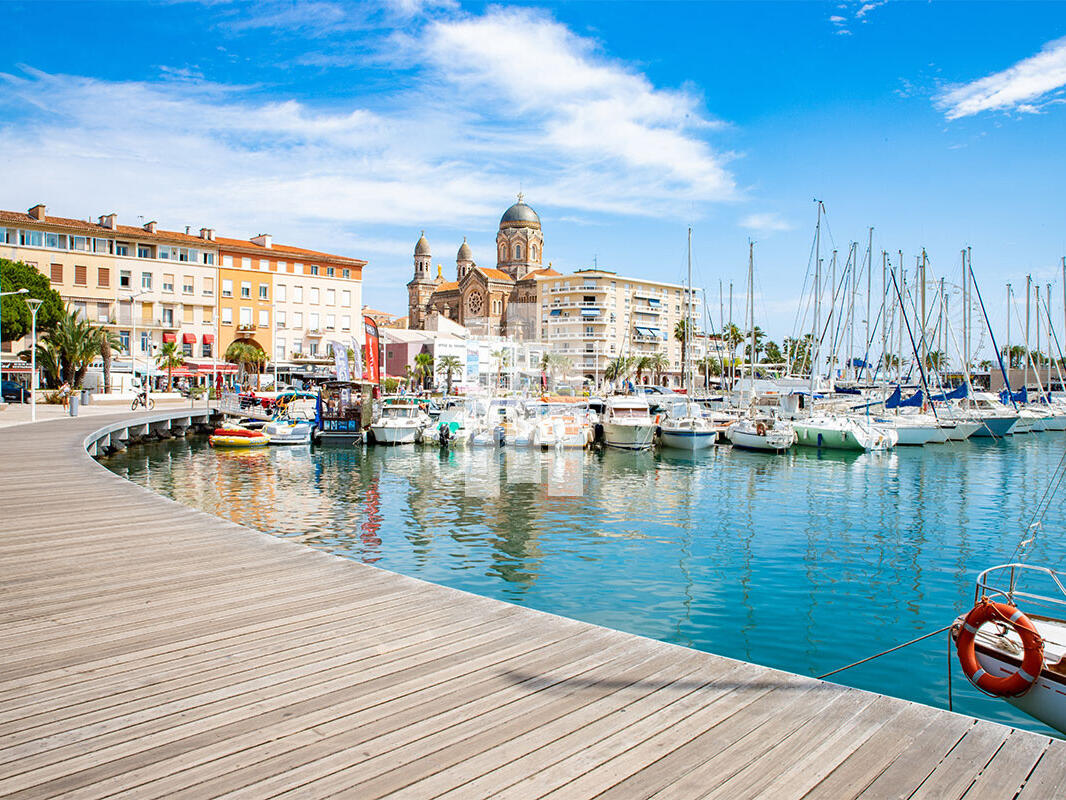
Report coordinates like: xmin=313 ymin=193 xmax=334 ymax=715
xmin=604 ymin=355 xmax=633 ymax=383
xmin=924 ymin=350 xmax=946 ymax=371
xmin=674 ymin=319 xmax=693 ymax=376
xmin=649 ymin=352 xmax=669 ymax=384
xmin=978 ymin=359 xmax=994 ymax=371
xmin=540 ymin=352 xmax=571 ymax=390
xmin=97 ymin=327 xmax=125 ymax=394
xmin=743 ymin=326 xmax=766 ymax=363
xmin=436 ymin=355 xmax=462 ymax=395
xmin=21 ymin=306 xmax=107 ymax=389
xmin=414 ymin=351 xmax=434 ymax=390
xmin=634 ymin=355 xmax=653 ymax=384
xmin=1001 ymin=345 xmax=1027 ymax=370
xmin=763 ymin=340 xmax=783 ymax=364
xmin=155 ymin=341 xmax=185 ymax=392
xmin=492 ymin=348 xmax=511 ymax=388
xmin=225 ymin=340 xmax=267 ymax=388
xmin=0 ymin=259 xmax=64 ymax=343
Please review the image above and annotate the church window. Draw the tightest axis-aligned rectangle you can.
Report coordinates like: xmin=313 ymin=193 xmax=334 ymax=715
xmin=514 ymin=244 xmax=522 ymax=259
xmin=531 ymin=245 xmax=537 ymax=260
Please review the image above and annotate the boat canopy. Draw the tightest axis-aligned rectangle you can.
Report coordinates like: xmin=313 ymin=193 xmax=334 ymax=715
xmin=1000 ymin=387 xmax=1029 ymax=405
xmin=885 ymin=386 xmax=923 ymax=409
xmin=929 ymin=383 xmax=969 ymax=402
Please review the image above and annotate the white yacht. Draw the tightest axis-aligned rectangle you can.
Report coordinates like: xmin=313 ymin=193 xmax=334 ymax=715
xmin=726 ymin=416 xmax=795 ymax=452
xmin=370 ymin=401 xmax=429 ymax=445
xmin=794 ymin=415 xmax=897 ymax=451
xmin=660 ymin=401 xmax=717 ymax=451
xmin=602 ymin=395 xmax=656 ymax=451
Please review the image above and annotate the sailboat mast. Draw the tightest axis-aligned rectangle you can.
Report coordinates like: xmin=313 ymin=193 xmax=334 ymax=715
xmin=1006 ymin=282 xmax=1012 ymax=376
xmin=920 ymin=249 xmax=927 ymax=375
xmin=748 ymin=240 xmax=755 ymax=383
xmin=1049 ymin=283 xmax=1055 ymax=390
xmin=848 ymin=242 xmax=857 ymax=382
xmin=811 ymin=201 xmax=821 ymax=396
xmin=1025 ymin=274 xmax=1032 ymax=394
xmin=881 ymin=250 xmax=888 ymax=403
xmin=897 ymin=252 xmax=904 ymax=386
xmin=866 ymin=228 xmax=873 ymax=382
xmin=686 ymin=226 xmax=692 ymax=394
xmin=1036 ymin=284 xmax=1042 ymax=393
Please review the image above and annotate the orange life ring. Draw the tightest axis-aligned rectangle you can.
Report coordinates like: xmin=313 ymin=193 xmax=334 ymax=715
xmin=956 ymin=600 xmax=1043 ymax=697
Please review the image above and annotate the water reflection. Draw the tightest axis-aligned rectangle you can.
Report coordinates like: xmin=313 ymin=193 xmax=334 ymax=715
xmin=103 ymin=433 xmax=1066 ymax=736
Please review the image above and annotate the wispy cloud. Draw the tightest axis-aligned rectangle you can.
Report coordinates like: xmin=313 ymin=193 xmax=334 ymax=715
xmin=828 ymin=0 xmax=889 ymax=35
xmin=740 ymin=213 xmax=795 ymax=234
xmin=935 ymin=36 xmax=1066 ymax=119
xmin=0 ymin=5 xmax=734 ymax=251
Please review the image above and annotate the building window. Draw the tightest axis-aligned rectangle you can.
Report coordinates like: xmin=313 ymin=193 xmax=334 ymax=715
xmin=162 ymin=274 xmax=174 ymax=292
xmin=326 ymin=289 xmax=336 ymax=305
xmin=116 ymin=269 xmax=131 ymax=289
xmin=49 ymin=263 xmax=63 ymax=283
xmin=309 ymin=264 xmax=319 ymax=275
xmin=93 ymin=238 xmax=110 ymax=254
xmin=341 ymin=315 xmax=351 ymax=330
xmin=309 ymin=342 xmax=318 ymax=357
xmin=203 ymin=307 xmax=213 ymax=324
xmin=98 ymin=267 xmax=110 ymax=288
xmin=294 ymin=286 xmax=304 ymax=303
xmin=141 ymin=272 xmax=152 ymax=290
xmin=114 ymin=243 xmax=129 ymax=256
xmin=119 ymin=330 xmax=130 ymax=351
xmin=259 ymin=284 xmax=268 ymax=300
xmin=203 ymin=277 xmax=214 ymax=296
xmin=514 ymin=244 xmax=522 ymax=259
xmin=259 ymin=309 xmax=269 ymax=327
xmin=276 ymin=284 xmax=286 ymax=302
xmin=141 ymin=331 xmax=151 ymax=352
xmin=342 ymin=268 xmax=350 ymax=279
xmin=221 ymin=279 xmax=233 ymax=297
xmin=310 ymin=287 xmax=320 ymax=304
xmin=203 ymin=252 xmax=215 ymax=265
xmin=137 ymin=244 xmax=152 ymax=258
xmin=275 ymin=342 xmax=286 ymax=361
xmin=309 ymin=312 xmax=320 ymax=330
xmin=293 ymin=311 xmax=303 ymax=327
xmin=239 ymin=307 xmax=252 ymax=326
xmin=221 ymin=307 xmax=233 ymax=325
xmin=182 ymin=341 xmax=193 ymax=357
xmin=202 ymin=342 xmax=213 ymax=357
xmin=276 ymin=310 xmax=286 ymax=327
xmin=277 ymin=261 xmax=287 ymax=272
xmin=259 ymin=259 xmax=269 ymax=271
xmin=532 ymin=245 xmax=537 ymax=260
xmin=240 ymin=281 xmax=251 ymax=298
xmin=162 ymin=307 xmax=174 ymax=326
xmin=326 ymin=266 xmax=334 ymax=277
xmin=222 ymin=255 xmax=233 ymax=267
xmin=325 ymin=314 xmax=336 ymax=329
xmin=72 ymin=265 xmax=87 ymax=286
xmin=242 ymin=257 xmax=252 ymax=268
xmin=183 ymin=277 xmax=194 ymax=294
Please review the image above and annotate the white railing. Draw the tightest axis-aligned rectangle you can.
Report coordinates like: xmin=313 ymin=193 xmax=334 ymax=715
xmin=974 ymin=563 xmax=1066 ymax=616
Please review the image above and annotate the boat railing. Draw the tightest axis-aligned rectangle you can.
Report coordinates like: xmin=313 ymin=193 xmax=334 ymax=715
xmin=974 ymin=563 xmax=1066 ymax=616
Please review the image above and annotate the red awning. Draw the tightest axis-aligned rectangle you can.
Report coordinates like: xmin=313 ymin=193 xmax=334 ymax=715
xmin=202 ymin=333 xmax=215 ymax=344
xmin=182 ymin=333 xmax=196 ymax=344
xmin=162 ymin=333 xmax=177 ymax=343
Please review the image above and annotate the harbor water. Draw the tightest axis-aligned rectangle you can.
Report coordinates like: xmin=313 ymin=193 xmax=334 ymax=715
xmin=103 ymin=433 xmax=1066 ymax=736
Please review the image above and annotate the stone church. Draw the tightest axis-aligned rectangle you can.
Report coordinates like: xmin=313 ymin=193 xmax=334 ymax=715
xmin=407 ymin=196 xmax=559 ymax=338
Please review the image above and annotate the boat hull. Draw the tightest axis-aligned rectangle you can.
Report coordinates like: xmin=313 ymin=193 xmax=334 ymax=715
xmin=660 ymin=427 xmax=717 ymax=451
xmin=971 ymin=415 xmax=1019 ymax=438
xmin=794 ymin=424 xmax=867 ymax=451
xmin=603 ymin=422 xmax=655 ymax=451
xmin=370 ymin=425 xmax=421 ymax=445
xmin=961 ymin=636 xmax=1066 ymax=735
xmin=726 ymin=427 xmax=794 ymax=452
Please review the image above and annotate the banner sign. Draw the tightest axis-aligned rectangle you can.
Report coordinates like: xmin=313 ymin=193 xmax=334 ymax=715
xmin=363 ymin=315 xmax=380 ymax=384
xmin=331 ymin=342 xmax=350 ymax=382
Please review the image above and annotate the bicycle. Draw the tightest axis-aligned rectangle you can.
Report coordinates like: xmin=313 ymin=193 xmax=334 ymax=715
xmin=131 ymin=391 xmax=155 ymax=411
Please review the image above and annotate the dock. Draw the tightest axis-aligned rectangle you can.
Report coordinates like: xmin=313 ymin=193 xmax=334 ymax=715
xmin=2 ymin=409 xmax=1064 ymax=799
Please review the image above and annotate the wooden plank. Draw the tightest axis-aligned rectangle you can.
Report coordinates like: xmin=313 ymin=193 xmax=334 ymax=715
xmin=960 ymin=730 xmax=1050 ymax=799
xmin=1015 ymin=738 xmax=1066 ymax=799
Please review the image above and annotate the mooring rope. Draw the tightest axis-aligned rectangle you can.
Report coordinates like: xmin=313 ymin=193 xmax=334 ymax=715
xmin=816 ymin=623 xmax=955 ymax=680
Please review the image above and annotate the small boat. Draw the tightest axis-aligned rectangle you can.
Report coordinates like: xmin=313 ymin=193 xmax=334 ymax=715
xmin=965 ymin=393 xmax=1020 ymax=438
xmin=660 ymin=401 xmax=718 ymax=451
xmin=264 ymin=394 xmax=316 ymax=445
xmin=794 ymin=415 xmax=896 ymax=451
xmin=435 ymin=402 xmax=474 ymax=448
xmin=726 ymin=416 xmax=795 ymax=452
xmin=952 ymin=564 xmax=1066 ymax=735
xmin=209 ymin=426 xmax=270 ymax=447
xmin=529 ymin=399 xmax=594 ymax=449
xmin=370 ymin=400 xmax=429 ymax=445
xmin=602 ymin=395 xmax=656 ymax=451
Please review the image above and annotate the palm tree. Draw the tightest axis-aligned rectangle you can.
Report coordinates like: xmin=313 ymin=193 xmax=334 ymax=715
xmin=22 ymin=305 xmax=110 ymax=389
xmin=649 ymin=352 xmax=669 ymax=385
xmin=225 ymin=340 xmax=267 ymax=388
xmin=924 ymin=350 xmax=946 ymax=371
xmin=539 ymin=352 xmax=571 ymax=390
xmin=744 ymin=326 xmax=766 ymax=362
xmin=634 ymin=355 xmax=653 ymax=385
xmin=436 ymin=355 xmax=462 ymax=395
xmin=723 ymin=322 xmax=744 ymax=364
xmin=674 ymin=320 xmax=693 ymax=377
xmin=492 ymin=348 xmax=511 ymax=389
xmin=763 ymin=340 xmax=783 ymax=365
xmin=978 ymin=359 xmax=994 ymax=371
xmin=604 ymin=355 xmax=633 ymax=383
xmin=155 ymin=342 xmax=185 ymax=392
xmin=414 ymin=351 xmax=434 ymax=391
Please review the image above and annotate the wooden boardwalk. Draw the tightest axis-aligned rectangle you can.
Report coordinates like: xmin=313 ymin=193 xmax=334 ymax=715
xmin=1 ymin=410 xmax=1064 ymax=799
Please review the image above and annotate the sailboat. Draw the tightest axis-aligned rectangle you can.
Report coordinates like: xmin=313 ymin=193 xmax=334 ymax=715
xmin=660 ymin=227 xmax=717 ymax=451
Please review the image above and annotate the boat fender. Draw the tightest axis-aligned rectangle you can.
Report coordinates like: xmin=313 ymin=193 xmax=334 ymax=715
xmin=956 ymin=599 xmax=1044 ymax=697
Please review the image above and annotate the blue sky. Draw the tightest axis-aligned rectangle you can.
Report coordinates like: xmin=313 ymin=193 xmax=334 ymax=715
xmin=3 ymin=0 xmax=1065 ymax=354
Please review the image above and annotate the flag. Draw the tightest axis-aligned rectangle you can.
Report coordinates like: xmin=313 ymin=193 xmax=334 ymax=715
xmin=363 ymin=315 xmax=380 ymax=383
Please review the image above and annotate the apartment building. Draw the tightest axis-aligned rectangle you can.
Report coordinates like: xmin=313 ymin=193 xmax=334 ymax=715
xmin=0 ymin=205 xmax=220 ymax=372
xmin=0 ymin=204 xmax=367 ymax=384
xmin=536 ymin=268 xmax=706 ymax=386
xmin=216 ymin=235 xmax=365 ymax=365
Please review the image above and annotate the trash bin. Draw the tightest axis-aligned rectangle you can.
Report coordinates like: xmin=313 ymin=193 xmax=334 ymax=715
xmin=69 ymin=394 xmax=79 ymax=417
xmin=81 ymin=389 xmax=91 ymax=406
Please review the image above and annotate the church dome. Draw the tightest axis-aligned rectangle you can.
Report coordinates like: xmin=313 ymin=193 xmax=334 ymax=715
xmin=414 ymin=231 xmax=431 ymax=256
xmin=457 ymin=238 xmax=472 ymax=261
xmin=500 ymin=197 xmax=540 ymax=229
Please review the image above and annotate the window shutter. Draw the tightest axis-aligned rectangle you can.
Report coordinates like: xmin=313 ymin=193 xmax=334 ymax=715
xmin=74 ymin=265 xmax=87 ymax=285
xmin=98 ymin=267 xmax=110 ymax=288
xmin=50 ymin=263 xmax=63 ymax=283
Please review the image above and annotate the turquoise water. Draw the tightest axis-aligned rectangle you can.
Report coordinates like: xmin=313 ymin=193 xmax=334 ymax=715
xmin=102 ymin=434 xmax=1066 ymax=736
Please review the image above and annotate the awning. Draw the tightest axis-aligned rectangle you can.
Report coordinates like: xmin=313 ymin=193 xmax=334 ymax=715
xmin=580 ymin=308 xmax=601 ymax=317
xmin=648 ymin=298 xmax=661 ymax=306
xmin=162 ymin=333 xmax=176 ymax=343
xmin=549 ymin=309 xmax=562 ymax=316
xmin=202 ymin=333 xmax=215 ymax=344
xmin=647 ymin=328 xmax=663 ymax=338
xmin=635 ymin=327 xmax=654 ymax=337
xmin=182 ymin=333 xmax=196 ymax=344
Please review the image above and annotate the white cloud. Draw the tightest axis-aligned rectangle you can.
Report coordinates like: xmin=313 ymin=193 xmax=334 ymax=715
xmin=936 ymin=36 xmax=1066 ymax=119
xmin=740 ymin=213 xmax=795 ymax=234
xmin=855 ymin=1 xmax=888 ymax=20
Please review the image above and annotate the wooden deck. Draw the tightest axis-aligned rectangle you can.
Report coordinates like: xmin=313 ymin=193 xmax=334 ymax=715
xmin=1 ymin=409 xmax=1064 ymax=799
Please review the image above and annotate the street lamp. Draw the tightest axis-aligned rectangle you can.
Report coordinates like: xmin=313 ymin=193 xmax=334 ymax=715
xmin=0 ymin=287 xmax=29 ymax=388
xmin=23 ymin=297 xmax=42 ymax=423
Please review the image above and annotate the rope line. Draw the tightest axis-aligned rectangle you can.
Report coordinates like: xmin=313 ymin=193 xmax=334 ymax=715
xmin=816 ymin=623 xmax=954 ymax=680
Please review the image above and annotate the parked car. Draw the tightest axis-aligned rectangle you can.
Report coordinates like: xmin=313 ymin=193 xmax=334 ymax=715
xmin=1 ymin=380 xmax=30 ymax=403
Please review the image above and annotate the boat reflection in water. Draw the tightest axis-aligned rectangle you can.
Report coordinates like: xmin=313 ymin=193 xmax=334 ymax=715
xmin=103 ymin=430 xmax=1066 ymax=736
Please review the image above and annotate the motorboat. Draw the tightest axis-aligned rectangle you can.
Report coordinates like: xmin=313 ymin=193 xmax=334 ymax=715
xmin=660 ymin=400 xmax=718 ymax=451
xmin=434 ymin=402 xmax=474 ymax=448
xmin=370 ymin=400 xmax=429 ymax=445
xmin=794 ymin=415 xmax=897 ymax=451
xmin=264 ymin=394 xmax=316 ymax=445
xmin=726 ymin=416 xmax=795 ymax=452
xmin=529 ymin=399 xmax=593 ymax=449
xmin=602 ymin=395 xmax=656 ymax=451
xmin=314 ymin=381 xmax=368 ymax=446
xmin=209 ymin=425 xmax=270 ymax=447
xmin=952 ymin=564 xmax=1066 ymax=735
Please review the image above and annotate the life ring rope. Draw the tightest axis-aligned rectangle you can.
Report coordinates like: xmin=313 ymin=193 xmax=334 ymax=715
xmin=956 ymin=598 xmax=1044 ymax=698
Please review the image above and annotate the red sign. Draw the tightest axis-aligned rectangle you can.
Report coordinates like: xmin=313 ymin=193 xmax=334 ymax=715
xmin=363 ymin=315 xmax=380 ymax=384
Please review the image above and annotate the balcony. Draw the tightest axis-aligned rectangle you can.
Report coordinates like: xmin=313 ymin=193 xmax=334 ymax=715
xmin=305 ymin=328 xmax=323 ymax=337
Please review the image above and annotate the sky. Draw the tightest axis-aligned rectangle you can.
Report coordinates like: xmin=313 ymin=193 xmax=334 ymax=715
xmin=3 ymin=0 xmax=1065 ymax=357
